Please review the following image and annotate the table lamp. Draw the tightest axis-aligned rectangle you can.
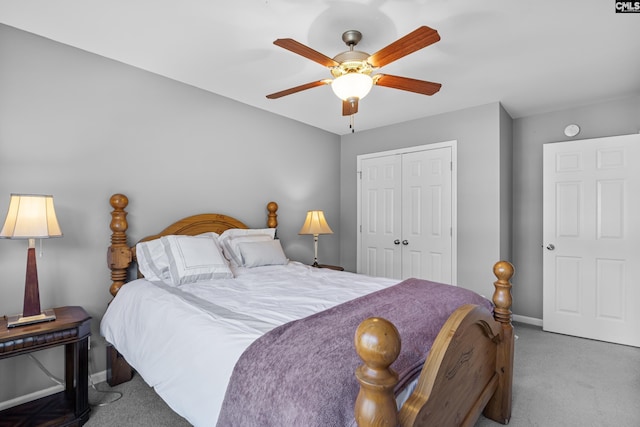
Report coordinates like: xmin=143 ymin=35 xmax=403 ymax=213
xmin=1 ymin=194 xmax=62 ymax=327
xmin=299 ymin=210 xmax=333 ymax=267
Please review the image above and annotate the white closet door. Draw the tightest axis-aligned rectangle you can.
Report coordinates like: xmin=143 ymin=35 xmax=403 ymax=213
xmin=358 ymin=144 xmax=454 ymax=283
xmin=402 ymin=148 xmax=452 ymax=283
xmin=360 ymin=154 xmax=403 ymax=279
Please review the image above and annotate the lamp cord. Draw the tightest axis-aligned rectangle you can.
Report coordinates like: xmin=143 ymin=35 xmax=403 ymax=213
xmin=27 ymin=354 xmax=63 ymax=386
xmin=27 ymin=349 xmax=123 ymax=407
xmin=88 ymin=350 xmax=123 ymax=407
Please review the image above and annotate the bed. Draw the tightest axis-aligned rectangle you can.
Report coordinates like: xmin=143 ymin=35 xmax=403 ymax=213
xmin=102 ymin=193 xmax=515 ymax=427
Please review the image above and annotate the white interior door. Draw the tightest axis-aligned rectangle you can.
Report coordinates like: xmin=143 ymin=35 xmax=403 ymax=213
xmin=358 ymin=142 xmax=455 ymax=283
xmin=543 ymin=134 xmax=640 ymax=347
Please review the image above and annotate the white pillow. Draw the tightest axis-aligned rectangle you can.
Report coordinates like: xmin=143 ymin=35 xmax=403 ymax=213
xmin=160 ymin=234 xmax=233 ymax=285
xmin=218 ymin=228 xmax=276 ymax=266
xmin=136 ymin=232 xmax=222 ymax=281
xmin=238 ymin=240 xmax=288 ymax=268
xmin=223 ymin=235 xmax=274 ymax=266
xmin=136 ymin=238 xmax=171 ymax=281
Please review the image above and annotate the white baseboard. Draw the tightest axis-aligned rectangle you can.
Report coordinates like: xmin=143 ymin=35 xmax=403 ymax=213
xmin=91 ymin=369 xmax=107 ymax=385
xmin=0 ymin=370 xmax=107 ymax=411
xmin=0 ymin=384 xmax=64 ymax=411
xmin=513 ymin=314 xmax=543 ymax=327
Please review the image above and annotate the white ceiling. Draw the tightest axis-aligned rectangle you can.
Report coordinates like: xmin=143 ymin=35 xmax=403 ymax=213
xmin=1 ymin=1 xmax=639 ymax=135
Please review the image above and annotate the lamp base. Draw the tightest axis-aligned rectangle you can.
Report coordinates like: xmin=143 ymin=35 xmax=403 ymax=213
xmin=7 ymin=309 xmax=56 ymax=328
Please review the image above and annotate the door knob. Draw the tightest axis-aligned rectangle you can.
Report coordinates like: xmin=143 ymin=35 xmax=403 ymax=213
xmin=402 ymin=240 xmax=409 ymax=245
xmin=394 ymin=239 xmax=400 ymax=245
xmin=546 ymin=244 xmax=555 ymax=251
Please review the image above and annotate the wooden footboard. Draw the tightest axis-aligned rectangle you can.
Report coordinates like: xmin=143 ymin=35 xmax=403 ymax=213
xmin=355 ymin=261 xmax=514 ymax=427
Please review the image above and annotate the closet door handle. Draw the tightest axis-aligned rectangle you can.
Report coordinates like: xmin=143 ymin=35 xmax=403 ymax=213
xmin=402 ymin=240 xmax=409 ymax=245
xmin=394 ymin=239 xmax=401 ymax=245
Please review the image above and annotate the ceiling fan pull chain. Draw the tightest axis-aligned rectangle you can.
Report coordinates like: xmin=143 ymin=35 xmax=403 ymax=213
xmin=350 ymin=114 xmax=355 ymax=133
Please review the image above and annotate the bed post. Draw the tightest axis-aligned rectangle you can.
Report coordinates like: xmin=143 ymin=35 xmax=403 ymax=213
xmin=267 ymin=201 xmax=278 ymax=228
xmin=483 ymin=260 xmax=515 ymax=424
xmin=107 ymin=193 xmax=132 ymax=297
xmin=106 ymin=193 xmax=135 ymax=386
xmin=354 ymin=317 xmax=401 ymax=427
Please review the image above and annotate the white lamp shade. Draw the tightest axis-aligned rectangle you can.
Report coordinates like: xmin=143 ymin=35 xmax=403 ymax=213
xmin=0 ymin=194 xmax=62 ymax=239
xmin=331 ymin=73 xmax=373 ymax=101
xmin=299 ymin=210 xmax=333 ymax=236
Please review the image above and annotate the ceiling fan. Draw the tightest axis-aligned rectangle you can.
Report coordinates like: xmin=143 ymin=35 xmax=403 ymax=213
xmin=266 ymin=26 xmax=442 ymax=125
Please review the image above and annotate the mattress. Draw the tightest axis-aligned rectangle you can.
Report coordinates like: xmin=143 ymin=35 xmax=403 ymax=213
xmin=100 ymin=262 xmax=398 ymax=426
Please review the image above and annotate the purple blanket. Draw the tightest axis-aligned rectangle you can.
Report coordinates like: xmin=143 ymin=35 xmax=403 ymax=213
xmin=216 ymin=278 xmax=492 ymax=427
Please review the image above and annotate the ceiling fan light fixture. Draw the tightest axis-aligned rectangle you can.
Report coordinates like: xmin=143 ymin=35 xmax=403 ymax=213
xmin=331 ymin=72 xmax=373 ymax=101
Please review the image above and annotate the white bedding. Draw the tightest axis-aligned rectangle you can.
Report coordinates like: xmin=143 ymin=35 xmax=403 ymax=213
xmin=100 ymin=261 xmax=397 ymax=427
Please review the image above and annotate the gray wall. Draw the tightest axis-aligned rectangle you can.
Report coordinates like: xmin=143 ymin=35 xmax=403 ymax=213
xmin=0 ymin=24 xmax=340 ymax=401
xmin=511 ymin=94 xmax=640 ymax=319
xmin=339 ymin=102 xmax=512 ymax=299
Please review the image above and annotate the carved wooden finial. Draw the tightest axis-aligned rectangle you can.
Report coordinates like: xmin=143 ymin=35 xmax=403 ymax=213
xmin=354 ymin=317 xmax=401 ymax=427
xmin=108 ymin=194 xmax=132 ymax=297
xmin=492 ymin=261 xmax=514 ymax=325
xmin=109 ymin=194 xmax=128 ymax=236
xmin=110 ymin=193 xmax=128 ymax=209
xmin=267 ymin=201 xmax=278 ymax=228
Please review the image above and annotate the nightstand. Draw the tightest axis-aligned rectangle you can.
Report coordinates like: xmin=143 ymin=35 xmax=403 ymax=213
xmin=0 ymin=306 xmax=92 ymax=426
xmin=316 ymin=264 xmax=345 ymax=271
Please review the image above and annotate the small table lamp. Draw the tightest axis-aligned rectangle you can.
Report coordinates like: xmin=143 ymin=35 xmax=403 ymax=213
xmin=299 ymin=210 xmax=333 ymax=267
xmin=1 ymin=194 xmax=62 ymax=327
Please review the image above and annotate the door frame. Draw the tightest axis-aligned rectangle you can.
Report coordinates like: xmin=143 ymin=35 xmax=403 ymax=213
xmin=356 ymin=140 xmax=458 ymax=284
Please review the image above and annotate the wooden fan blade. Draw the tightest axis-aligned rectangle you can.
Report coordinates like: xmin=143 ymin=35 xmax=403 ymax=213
xmin=374 ymin=74 xmax=442 ymax=95
xmin=367 ymin=26 xmax=440 ymax=68
xmin=274 ymin=38 xmax=340 ymax=68
xmin=342 ymin=98 xmax=359 ymax=116
xmin=266 ymin=80 xmax=330 ymax=99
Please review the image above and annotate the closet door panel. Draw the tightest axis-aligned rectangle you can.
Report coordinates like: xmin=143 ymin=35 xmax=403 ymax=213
xmin=361 ymin=155 xmax=402 ymax=279
xmin=402 ymin=148 xmax=452 ymax=283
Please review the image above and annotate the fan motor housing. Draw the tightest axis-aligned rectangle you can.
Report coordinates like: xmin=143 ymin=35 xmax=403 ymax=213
xmin=331 ymin=51 xmax=373 ymax=77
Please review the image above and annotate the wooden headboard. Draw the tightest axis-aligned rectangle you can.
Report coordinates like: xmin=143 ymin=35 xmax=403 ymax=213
xmin=106 ymin=193 xmax=278 ymax=297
